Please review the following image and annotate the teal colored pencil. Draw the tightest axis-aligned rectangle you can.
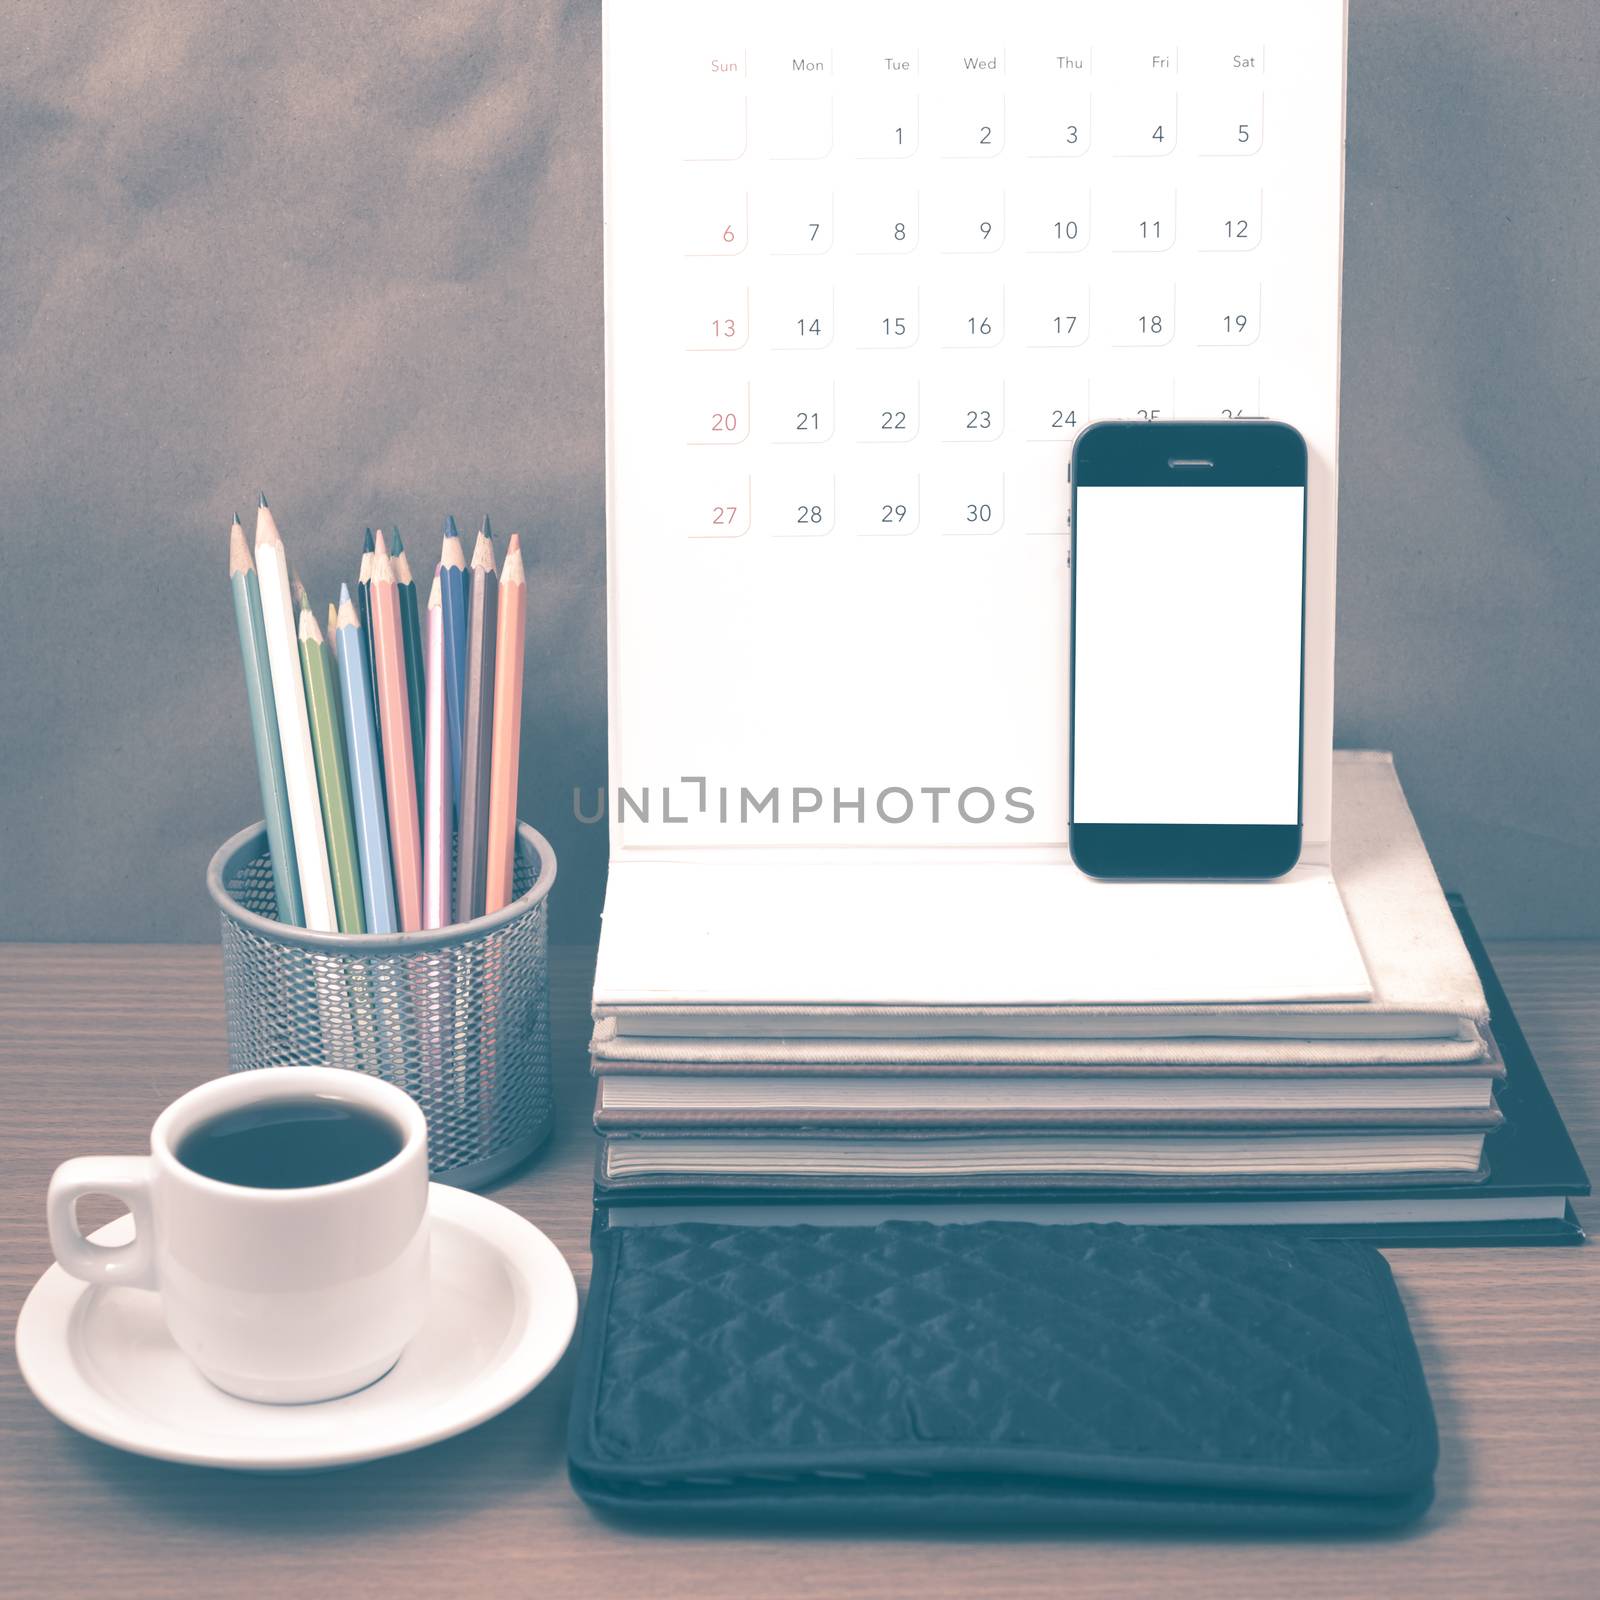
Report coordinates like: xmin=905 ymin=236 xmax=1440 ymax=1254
xmin=391 ymin=529 xmax=427 ymax=817
xmin=454 ymin=526 xmax=498 ymax=922
xmin=228 ymin=515 xmax=303 ymax=925
xmin=333 ymin=586 xmax=399 ymax=935
xmin=439 ymin=516 xmax=470 ymax=813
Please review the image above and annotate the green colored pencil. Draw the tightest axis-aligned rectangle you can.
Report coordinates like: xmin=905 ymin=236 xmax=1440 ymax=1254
xmin=228 ymin=515 xmax=303 ymax=925
xmin=297 ymin=600 xmax=366 ymax=933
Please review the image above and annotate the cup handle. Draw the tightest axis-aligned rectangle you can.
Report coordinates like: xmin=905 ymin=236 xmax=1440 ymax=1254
xmin=47 ymin=1157 xmax=158 ymax=1290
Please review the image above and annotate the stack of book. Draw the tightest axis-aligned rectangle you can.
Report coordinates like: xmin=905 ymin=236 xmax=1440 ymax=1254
xmin=590 ymin=754 xmax=1587 ymax=1243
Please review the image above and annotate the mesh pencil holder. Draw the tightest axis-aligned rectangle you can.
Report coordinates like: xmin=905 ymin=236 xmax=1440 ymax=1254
xmin=206 ymin=821 xmax=557 ymax=1190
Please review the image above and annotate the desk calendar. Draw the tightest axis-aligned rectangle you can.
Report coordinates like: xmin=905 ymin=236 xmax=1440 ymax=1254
xmin=597 ymin=1 xmax=1365 ymax=1007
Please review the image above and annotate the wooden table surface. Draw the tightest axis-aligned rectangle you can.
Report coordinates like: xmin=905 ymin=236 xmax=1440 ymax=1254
xmin=3 ymin=942 xmax=1597 ymax=1600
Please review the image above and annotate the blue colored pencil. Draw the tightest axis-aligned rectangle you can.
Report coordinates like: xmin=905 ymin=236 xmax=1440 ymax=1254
xmin=439 ymin=515 xmax=470 ymax=814
xmin=333 ymin=584 xmax=398 ymax=935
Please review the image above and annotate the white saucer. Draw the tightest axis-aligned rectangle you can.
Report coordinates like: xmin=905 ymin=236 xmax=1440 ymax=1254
xmin=15 ymin=1184 xmax=578 ymax=1471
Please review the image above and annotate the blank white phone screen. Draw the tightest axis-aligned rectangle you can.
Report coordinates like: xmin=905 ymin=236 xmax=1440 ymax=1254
xmin=1072 ymin=486 xmax=1305 ymax=826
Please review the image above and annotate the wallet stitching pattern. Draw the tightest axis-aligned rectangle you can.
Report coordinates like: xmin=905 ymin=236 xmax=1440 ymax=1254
xmin=577 ymin=1222 xmax=1434 ymax=1496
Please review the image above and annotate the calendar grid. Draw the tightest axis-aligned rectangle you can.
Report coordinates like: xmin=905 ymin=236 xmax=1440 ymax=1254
xmin=604 ymin=1 xmax=1347 ymax=858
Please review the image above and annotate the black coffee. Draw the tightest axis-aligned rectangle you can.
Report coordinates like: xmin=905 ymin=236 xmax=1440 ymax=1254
xmin=176 ymin=1096 xmax=405 ymax=1189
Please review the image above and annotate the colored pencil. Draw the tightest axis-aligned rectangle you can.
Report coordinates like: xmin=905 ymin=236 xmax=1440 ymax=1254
xmin=254 ymin=495 xmax=337 ymax=932
xmin=454 ymin=527 xmax=498 ymax=922
xmin=392 ymin=528 xmax=427 ymax=816
xmin=484 ymin=534 xmax=527 ymax=913
xmin=439 ymin=516 xmax=469 ymax=814
xmin=298 ymin=601 xmax=366 ymax=933
xmin=356 ymin=528 xmax=388 ymax=807
xmin=357 ymin=527 xmax=376 ymax=701
xmin=370 ymin=532 xmax=423 ymax=931
xmin=423 ymin=571 xmax=452 ymax=929
xmin=326 ymin=601 xmax=340 ymax=647
xmin=333 ymin=586 xmax=398 ymax=935
xmin=228 ymin=515 xmax=303 ymax=926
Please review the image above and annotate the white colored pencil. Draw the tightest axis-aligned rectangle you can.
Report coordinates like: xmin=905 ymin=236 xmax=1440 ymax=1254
xmin=253 ymin=495 xmax=338 ymax=932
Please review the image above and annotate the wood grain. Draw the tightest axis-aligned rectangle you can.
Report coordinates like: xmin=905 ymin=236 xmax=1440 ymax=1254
xmin=2 ymin=942 xmax=1597 ymax=1600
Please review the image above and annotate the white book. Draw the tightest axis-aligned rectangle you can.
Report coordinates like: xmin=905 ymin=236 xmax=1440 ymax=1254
xmin=597 ymin=862 xmax=1367 ymax=1012
xmin=595 ymin=754 xmax=1488 ymax=1039
xmin=590 ymin=1014 xmax=1490 ymax=1067
xmin=601 ymin=1130 xmax=1489 ymax=1183
xmin=594 ymin=1069 xmax=1502 ymax=1126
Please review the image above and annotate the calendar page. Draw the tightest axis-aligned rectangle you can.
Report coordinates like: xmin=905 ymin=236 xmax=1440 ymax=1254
xmin=603 ymin=0 xmax=1348 ymax=864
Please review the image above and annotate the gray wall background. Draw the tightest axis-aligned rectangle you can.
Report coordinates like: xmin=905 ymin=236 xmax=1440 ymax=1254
xmin=1 ymin=0 xmax=1596 ymax=943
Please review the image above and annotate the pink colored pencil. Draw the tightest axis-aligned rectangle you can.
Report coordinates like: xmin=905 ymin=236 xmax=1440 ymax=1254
xmin=370 ymin=533 xmax=423 ymax=931
xmin=423 ymin=570 xmax=452 ymax=929
xmin=484 ymin=535 xmax=527 ymax=913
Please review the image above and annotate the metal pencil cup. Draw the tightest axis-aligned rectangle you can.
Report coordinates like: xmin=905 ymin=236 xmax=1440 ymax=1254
xmin=207 ymin=821 xmax=557 ymax=1190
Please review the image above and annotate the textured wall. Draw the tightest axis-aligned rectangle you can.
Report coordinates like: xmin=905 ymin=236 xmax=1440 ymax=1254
xmin=1 ymin=0 xmax=1596 ymax=941
xmin=1335 ymin=0 xmax=1600 ymax=936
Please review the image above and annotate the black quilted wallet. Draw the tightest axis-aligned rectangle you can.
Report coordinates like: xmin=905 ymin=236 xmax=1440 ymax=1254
xmin=568 ymin=1220 xmax=1438 ymax=1530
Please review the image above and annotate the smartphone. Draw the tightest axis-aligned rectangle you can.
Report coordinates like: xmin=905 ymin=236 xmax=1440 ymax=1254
xmin=1068 ymin=419 xmax=1308 ymax=880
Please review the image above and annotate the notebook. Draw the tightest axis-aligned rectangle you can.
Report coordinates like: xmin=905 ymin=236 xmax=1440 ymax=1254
xmin=601 ymin=1196 xmax=1581 ymax=1248
xmin=592 ymin=1052 xmax=1506 ymax=1129
xmin=599 ymin=0 xmax=1360 ymax=1017
xmin=596 ymin=754 xmax=1486 ymax=1040
xmin=595 ymin=898 xmax=1588 ymax=1244
xmin=592 ymin=1017 xmax=1489 ymax=1068
xmin=599 ymin=1129 xmax=1489 ymax=1185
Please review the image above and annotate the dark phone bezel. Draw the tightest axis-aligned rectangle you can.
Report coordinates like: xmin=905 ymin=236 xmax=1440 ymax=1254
xmin=1068 ymin=419 xmax=1308 ymax=881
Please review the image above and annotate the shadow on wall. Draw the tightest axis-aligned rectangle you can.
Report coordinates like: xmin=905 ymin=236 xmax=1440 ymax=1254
xmin=1333 ymin=0 xmax=1600 ymax=935
xmin=0 ymin=1 xmax=611 ymax=942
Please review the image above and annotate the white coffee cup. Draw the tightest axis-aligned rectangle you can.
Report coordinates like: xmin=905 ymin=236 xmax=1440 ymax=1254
xmin=46 ymin=1067 xmax=430 ymax=1404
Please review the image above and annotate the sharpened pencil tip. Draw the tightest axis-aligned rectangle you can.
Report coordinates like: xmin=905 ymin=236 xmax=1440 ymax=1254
xmin=480 ymin=514 xmax=493 ymax=543
xmin=506 ymin=532 xmax=521 ymax=553
xmin=443 ymin=514 xmax=459 ymax=540
xmin=258 ymin=491 xmax=268 ymax=508
xmin=470 ymin=529 xmax=497 ymax=572
xmin=339 ymin=580 xmax=353 ymax=606
xmin=253 ymin=499 xmax=281 ymax=547
xmin=232 ymin=512 xmax=242 ymax=529
xmin=390 ymin=526 xmax=404 ymax=554
xmin=363 ymin=527 xmax=374 ymax=552
xmin=373 ymin=528 xmax=389 ymax=558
